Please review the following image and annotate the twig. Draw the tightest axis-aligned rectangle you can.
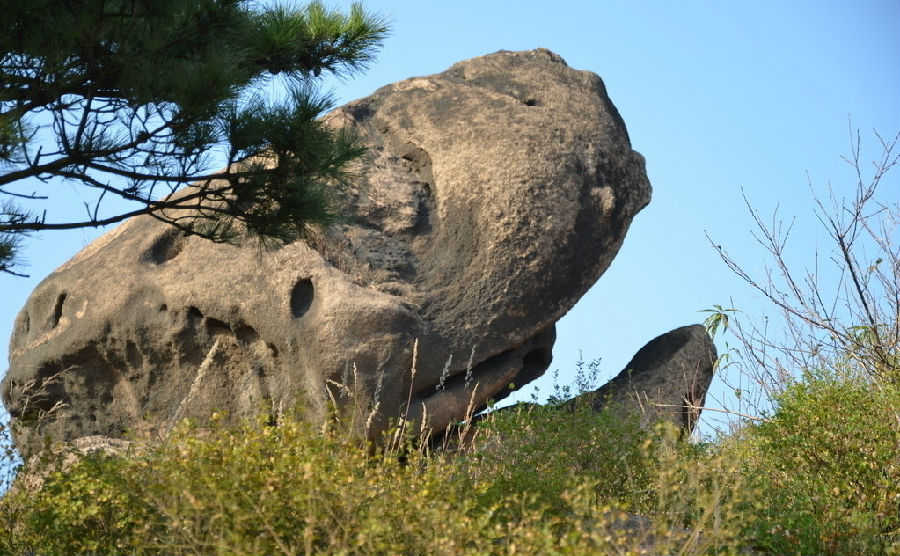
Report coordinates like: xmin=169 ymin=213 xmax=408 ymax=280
xmin=650 ymin=402 xmax=768 ymax=423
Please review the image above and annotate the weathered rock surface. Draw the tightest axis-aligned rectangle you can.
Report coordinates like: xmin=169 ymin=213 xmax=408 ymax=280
xmin=447 ymin=324 xmax=718 ymax=453
xmin=582 ymin=324 xmax=717 ymax=434
xmin=1 ymin=48 xmax=651 ymax=460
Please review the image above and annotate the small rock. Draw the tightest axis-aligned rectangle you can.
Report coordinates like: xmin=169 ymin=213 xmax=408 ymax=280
xmin=581 ymin=324 xmax=717 ymax=435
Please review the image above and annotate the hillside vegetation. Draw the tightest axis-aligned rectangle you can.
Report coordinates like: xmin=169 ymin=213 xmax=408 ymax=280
xmin=0 ymin=371 xmax=896 ymax=555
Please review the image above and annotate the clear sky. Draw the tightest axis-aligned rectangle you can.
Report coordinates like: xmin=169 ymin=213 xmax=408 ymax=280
xmin=1 ymin=1 xmax=898 ymax=444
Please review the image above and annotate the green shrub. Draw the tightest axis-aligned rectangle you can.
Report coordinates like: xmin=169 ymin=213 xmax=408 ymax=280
xmin=728 ymin=372 xmax=900 ymax=555
xmin=8 ymin=351 xmax=896 ymax=555
xmin=1 ymin=413 xmax=490 ymax=555
xmin=0 ymin=404 xmax=753 ymax=555
xmin=9 ymin=451 xmax=161 ymax=555
xmin=3 ymin=368 xmax=895 ymax=556
xmin=470 ymin=402 xmax=657 ymax=516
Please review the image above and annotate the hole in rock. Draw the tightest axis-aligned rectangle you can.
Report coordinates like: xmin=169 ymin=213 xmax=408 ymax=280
xmin=290 ymin=279 xmax=314 ymax=318
xmin=187 ymin=306 xmax=203 ymax=321
xmin=51 ymin=292 xmax=67 ymax=328
xmin=125 ymin=341 xmax=143 ymax=369
xmin=205 ymin=317 xmax=231 ymax=336
xmin=522 ymin=98 xmax=539 ymax=106
xmin=235 ymin=324 xmax=260 ymax=345
xmin=144 ymin=230 xmax=184 ymax=265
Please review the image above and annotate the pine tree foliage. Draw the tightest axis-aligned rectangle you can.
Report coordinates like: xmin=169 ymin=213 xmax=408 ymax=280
xmin=0 ymin=0 xmax=388 ymax=276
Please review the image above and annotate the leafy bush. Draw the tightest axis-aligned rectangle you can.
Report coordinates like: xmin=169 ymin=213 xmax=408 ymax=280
xmin=0 ymin=417 xmax=19 ymax=495
xmin=2 ymin=413 xmax=483 ymax=555
xmin=470 ymin=402 xmax=658 ymax=517
xmin=703 ymin=129 xmax=900 ymax=555
xmin=0 ymin=403 xmax=754 ymax=555
xmin=729 ymin=371 xmax=900 ymax=555
xmin=4 ymin=360 xmax=894 ymax=556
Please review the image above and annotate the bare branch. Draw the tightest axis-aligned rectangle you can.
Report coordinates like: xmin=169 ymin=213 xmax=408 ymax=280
xmin=707 ymin=128 xmax=900 ymax=430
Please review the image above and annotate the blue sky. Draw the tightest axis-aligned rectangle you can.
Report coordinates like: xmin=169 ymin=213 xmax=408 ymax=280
xmin=2 ymin=1 xmax=898 ymax=442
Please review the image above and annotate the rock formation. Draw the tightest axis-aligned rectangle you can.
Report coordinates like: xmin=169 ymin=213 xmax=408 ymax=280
xmin=582 ymin=324 xmax=717 ymax=434
xmin=1 ymin=48 xmax=651 ymax=460
xmin=463 ymin=324 xmax=717 ymax=449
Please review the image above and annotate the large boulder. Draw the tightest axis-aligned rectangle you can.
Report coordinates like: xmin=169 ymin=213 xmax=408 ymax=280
xmin=1 ymin=48 xmax=651 ymax=460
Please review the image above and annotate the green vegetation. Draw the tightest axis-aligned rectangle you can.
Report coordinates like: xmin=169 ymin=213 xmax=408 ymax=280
xmin=0 ymin=408 xmax=735 ymax=555
xmin=732 ymin=371 xmax=900 ymax=555
xmin=1 ymin=1 xmax=388 ymax=276
xmin=0 ymin=370 xmax=896 ymax=555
